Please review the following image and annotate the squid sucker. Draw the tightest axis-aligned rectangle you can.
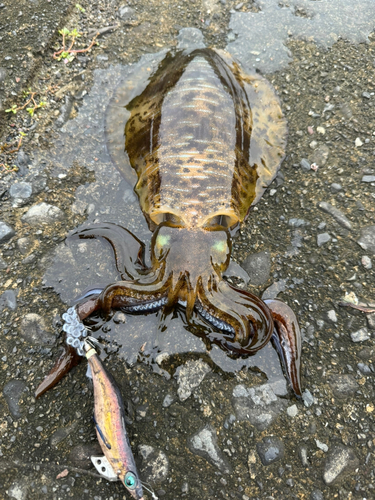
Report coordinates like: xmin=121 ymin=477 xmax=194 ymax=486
xmin=36 ymin=46 xmax=302 ymax=399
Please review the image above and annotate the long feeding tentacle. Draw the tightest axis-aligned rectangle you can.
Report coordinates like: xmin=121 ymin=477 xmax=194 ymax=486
xmin=264 ymin=298 xmax=302 ymax=397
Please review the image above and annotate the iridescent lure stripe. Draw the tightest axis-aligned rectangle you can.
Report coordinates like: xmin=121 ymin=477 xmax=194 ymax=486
xmin=62 ymin=306 xmax=88 ymax=356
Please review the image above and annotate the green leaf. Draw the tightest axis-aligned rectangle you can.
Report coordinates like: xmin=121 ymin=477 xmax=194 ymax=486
xmin=76 ymin=4 xmax=85 ymax=12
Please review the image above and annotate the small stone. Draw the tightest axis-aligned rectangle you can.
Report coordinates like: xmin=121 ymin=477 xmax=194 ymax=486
xmin=323 ymin=445 xmax=359 ymax=485
xmin=189 ymin=426 xmax=231 ymax=473
xmin=361 ymin=175 xmax=375 ymax=183
xmin=235 ymin=2 xmax=244 ymax=9
xmin=162 ymin=394 xmax=174 ymax=408
xmin=22 ymin=203 xmax=65 ymax=226
xmin=0 ymin=256 xmax=7 ymax=269
xmin=357 ymin=362 xmax=371 ymax=374
xmin=330 ymin=183 xmax=342 ymax=192
xmin=288 ymin=218 xmax=306 ymax=227
xmin=0 ymin=289 xmax=18 ymax=311
xmin=298 ymin=445 xmax=309 ymax=466
xmin=316 ymin=126 xmax=325 ymax=135
xmin=3 ymin=380 xmax=27 ymax=419
xmin=311 ymin=144 xmax=329 ymax=166
xmin=176 ymin=359 xmax=211 ymax=401
xmin=309 ymin=140 xmax=318 ymax=149
xmin=50 ymin=422 xmax=78 ymax=447
xmin=302 ymin=389 xmax=315 ymax=407
xmin=117 ymin=5 xmax=135 ymax=19
xmin=358 ymin=225 xmax=375 ymax=254
xmin=0 ymin=221 xmax=15 ymax=244
xmin=17 ymin=237 xmax=33 ymax=255
xmin=138 ymin=445 xmax=169 ymax=483
xmin=256 ymin=436 xmax=285 ymax=465
xmin=316 ymin=439 xmax=328 ymax=452
xmin=317 ymin=233 xmax=331 ymax=246
xmin=55 ymin=95 xmax=74 ymax=128
xmin=300 ymin=158 xmax=311 ymax=170
xmin=310 ymin=490 xmax=324 ymax=500
xmin=355 ymin=137 xmax=363 ymax=147
xmin=7 ymin=480 xmax=29 ymax=500
xmin=9 ymin=182 xmax=32 ymax=206
xmin=286 ymin=404 xmax=298 ymax=417
xmin=20 ymin=313 xmax=55 ymax=345
xmin=241 ymin=251 xmax=271 ymax=286
xmin=361 ymin=255 xmax=372 ymax=269
xmin=327 ymin=309 xmax=337 ymax=322
xmin=362 ymin=92 xmax=371 ymax=99
xmin=113 ymin=311 xmax=127 ymax=324
xmin=317 ymin=202 xmax=352 ymax=230
xmin=330 ymin=374 xmax=359 ymax=399
xmin=350 ymin=327 xmax=370 ymax=342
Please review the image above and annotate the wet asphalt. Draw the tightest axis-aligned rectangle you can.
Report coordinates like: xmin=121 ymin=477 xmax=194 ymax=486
xmin=1 ymin=1 xmax=375 ymax=499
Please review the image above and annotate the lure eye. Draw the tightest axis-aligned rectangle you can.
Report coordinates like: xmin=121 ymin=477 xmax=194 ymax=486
xmin=124 ymin=471 xmax=137 ymax=490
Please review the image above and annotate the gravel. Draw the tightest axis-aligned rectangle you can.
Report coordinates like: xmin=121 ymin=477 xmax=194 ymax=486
xmin=189 ymin=426 xmax=231 ymax=473
xmin=175 ymin=359 xmax=211 ymax=401
xmin=329 ymin=374 xmax=359 ymax=399
xmin=0 ymin=221 xmax=15 ymax=244
xmin=357 ymin=225 xmax=375 ymax=254
xmin=256 ymin=436 xmax=285 ymax=465
xmin=20 ymin=313 xmax=55 ymax=345
xmin=241 ymin=251 xmax=271 ymax=286
xmin=21 ymin=203 xmax=65 ymax=226
xmin=323 ymin=445 xmax=359 ymax=485
xmin=0 ymin=289 xmax=18 ymax=311
xmin=3 ymin=380 xmax=27 ymax=419
xmin=138 ymin=445 xmax=169 ymax=484
xmin=317 ymin=233 xmax=331 ymax=246
xmin=350 ymin=327 xmax=371 ymax=342
xmin=317 ymin=201 xmax=352 ymax=230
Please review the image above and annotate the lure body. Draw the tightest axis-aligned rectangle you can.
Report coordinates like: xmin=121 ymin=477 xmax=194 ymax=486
xmin=85 ymin=341 xmax=144 ymax=499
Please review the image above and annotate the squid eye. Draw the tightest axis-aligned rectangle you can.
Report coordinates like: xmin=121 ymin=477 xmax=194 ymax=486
xmin=212 ymin=240 xmax=227 ymax=253
xmin=156 ymin=234 xmax=170 ymax=247
xmin=124 ymin=471 xmax=137 ymax=490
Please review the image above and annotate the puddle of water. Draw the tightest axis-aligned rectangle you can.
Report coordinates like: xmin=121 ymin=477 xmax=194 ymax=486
xmin=227 ymin=0 xmax=375 ymax=72
xmin=43 ymin=30 xmax=288 ymax=393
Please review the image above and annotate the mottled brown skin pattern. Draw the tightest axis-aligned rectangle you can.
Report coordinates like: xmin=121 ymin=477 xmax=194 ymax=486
xmin=37 ymin=48 xmax=302 ymax=398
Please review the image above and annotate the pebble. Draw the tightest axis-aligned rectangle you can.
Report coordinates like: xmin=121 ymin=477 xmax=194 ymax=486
xmin=330 ymin=374 xmax=359 ymax=399
xmin=355 ymin=137 xmax=363 ymax=147
xmin=0 ymin=256 xmax=7 ymax=269
xmin=256 ymin=436 xmax=285 ymax=465
xmin=55 ymin=95 xmax=74 ymax=128
xmin=17 ymin=237 xmax=33 ymax=255
xmin=189 ymin=426 xmax=231 ymax=473
xmin=117 ymin=5 xmax=135 ymax=19
xmin=0 ymin=289 xmax=18 ymax=311
xmin=232 ymin=383 xmax=285 ymax=431
xmin=3 ymin=380 xmax=27 ymax=419
xmin=317 ymin=201 xmax=352 ymax=230
xmin=317 ymin=233 xmax=331 ymax=246
xmin=315 ymin=439 xmax=328 ymax=452
xmin=288 ymin=218 xmax=306 ymax=227
xmin=241 ymin=251 xmax=271 ymax=286
xmin=20 ymin=313 xmax=55 ymax=345
xmin=0 ymin=221 xmax=15 ymax=244
xmin=162 ymin=394 xmax=174 ymax=408
xmin=302 ymin=389 xmax=315 ymax=407
xmin=327 ymin=309 xmax=337 ymax=322
xmin=357 ymin=225 xmax=375 ymax=254
xmin=350 ymin=327 xmax=370 ymax=342
xmin=286 ymin=404 xmax=298 ymax=417
xmin=49 ymin=422 xmax=78 ymax=447
xmin=300 ymin=158 xmax=311 ymax=170
xmin=311 ymin=144 xmax=330 ymax=166
xmin=361 ymin=255 xmax=372 ymax=269
xmin=9 ymin=182 xmax=33 ymax=207
xmin=323 ymin=445 xmax=359 ymax=485
xmin=298 ymin=445 xmax=309 ymax=466
xmin=361 ymin=175 xmax=375 ymax=182
xmin=175 ymin=359 xmax=211 ymax=401
xmin=357 ymin=362 xmax=372 ymax=374
xmin=138 ymin=445 xmax=169 ymax=483
xmin=310 ymin=490 xmax=324 ymax=500
xmin=7 ymin=481 xmax=29 ymax=500
xmin=68 ymin=443 xmax=103 ymax=469
xmin=21 ymin=202 xmax=65 ymax=226
xmin=309 ymin=140 xmax=318 ymax=149
xmin=330 ymin=182 xmax=342 ymax=192
xmin=362 ymin=91 xmax=371 ymax=99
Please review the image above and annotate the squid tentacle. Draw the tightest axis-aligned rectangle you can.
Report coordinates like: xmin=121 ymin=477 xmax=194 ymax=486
xmin=265 ymin=298 xmax=302 ymax=397
xmin=69 ymin=223 xmax=148 ymax=280
xmin=197 ymin=277 xmax=274 ymax=353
